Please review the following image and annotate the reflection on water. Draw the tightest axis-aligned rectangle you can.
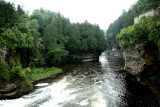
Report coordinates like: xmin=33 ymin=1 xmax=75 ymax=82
xmin=0 ymin=52 xmax=159 ymax=107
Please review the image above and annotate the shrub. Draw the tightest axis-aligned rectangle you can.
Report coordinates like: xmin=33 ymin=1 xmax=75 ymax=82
xmin=0 ymin=72 xmax=10 ymax=84
xmin=0 ymin=62 xmax=9 ymax=72
xmin=31 ymin=61 xmax=35 ymax=68
xmin=10 ymin=66 xmax=26 ymax=81
xmin=121 ymin=41 xmax=130 ymax=48
xmin=25 ymin=79 xmax=32 ymax=87
xmin=0 ymin=62 xmax=10 ymax=83
xmin=24 ymin=67 xmax=31 ymax=73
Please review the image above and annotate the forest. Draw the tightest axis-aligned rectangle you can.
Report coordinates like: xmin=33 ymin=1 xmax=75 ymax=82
xmin=106 ymin=0 xmax=160 ymax=50
xmin=0 ymin=0 xmax=107 ymax=85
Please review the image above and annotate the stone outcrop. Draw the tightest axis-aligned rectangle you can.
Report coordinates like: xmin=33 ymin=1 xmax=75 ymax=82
xmin=0 ymin=82 xmax=33 ymax=99
xmin=120 ymin=9 xmax=160 ymax=104
xmin=0 ymin=46 xmax=7 ymax=62
xmin=134 ymin=9 xmax=158 ymax=24
xmin=108 ymin=48 xmax=123 ymax=56
xmin=122 ymin=43 xmax=158 ymax=75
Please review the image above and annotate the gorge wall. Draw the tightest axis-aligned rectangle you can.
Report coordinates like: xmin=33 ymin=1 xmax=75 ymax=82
xmin=134 ymin=9 xmax=158 ymax=24
xmin=119 ymin=9 xmax=160 ymax=103
xmin=122 ymin=43 xmax=158 ymax=75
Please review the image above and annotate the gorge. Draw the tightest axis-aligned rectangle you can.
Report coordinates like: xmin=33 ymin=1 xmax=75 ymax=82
xmin=0 ymin=0 xmax=160 ymax=106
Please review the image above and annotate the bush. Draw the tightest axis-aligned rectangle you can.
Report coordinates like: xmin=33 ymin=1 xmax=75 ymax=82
xmin=0 ymin=72 xmax=10 ymax=84
xmin=10 ymin=66 xmax=26 ymax=81
xmin=24 ymin=67 xmax=31 ymax=73
xmin=25 ymin=79 xmax=32 ymax=87
xmin=0 ymin=62 xmax=10 ymax=83
xmin=121 ymin=41 xmax=130 ymax=48
xmin=31 ymin=61 xmax=35 ymax=68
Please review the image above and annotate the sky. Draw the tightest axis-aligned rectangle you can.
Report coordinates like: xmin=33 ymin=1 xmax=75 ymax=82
xmin=6 ymin=0 xmax=137 ymax=30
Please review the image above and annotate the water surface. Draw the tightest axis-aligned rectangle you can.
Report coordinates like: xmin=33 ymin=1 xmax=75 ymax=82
xmin=0 ymin=52 xmax=159 ymax=107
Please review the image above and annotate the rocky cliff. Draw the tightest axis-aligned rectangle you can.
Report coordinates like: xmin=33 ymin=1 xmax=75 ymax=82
xmin=134 ymin=9 xmax=158 ymax=24
xmin=122 ymin=43 xmax=158 ymax=76
xmin=121 ymin=42 xmax=160 ymax=102
xmin=0 ymin=46 xmax=7 ymax=62
xmin=0 ymin=82 xmax=33 ymax=99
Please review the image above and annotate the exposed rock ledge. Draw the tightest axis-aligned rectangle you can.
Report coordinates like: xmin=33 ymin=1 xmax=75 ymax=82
xmin=68 ymin=52 xmax=101 ymax=62
xmin=122 ymin=43 xmax=157 ymax=75
xmin=0 ymin=82 xmax=33 ymax=99
xmin=121 ymin=43 xmax=160 ymax=103
xmin=134 ymin=9 xmax=158 ymax=24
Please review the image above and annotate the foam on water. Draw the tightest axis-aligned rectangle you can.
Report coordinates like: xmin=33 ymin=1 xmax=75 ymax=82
xmin=0 ymin=77 xmax=76 ymax=107
xmin=35 ymin=83 xmax=49 ymax=87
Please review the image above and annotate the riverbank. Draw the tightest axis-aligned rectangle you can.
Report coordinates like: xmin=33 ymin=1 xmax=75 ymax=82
xmin=30 ymin=67 xmax=62 ymax=81
xmin=0 ymin=67 xmax=62 ymax=99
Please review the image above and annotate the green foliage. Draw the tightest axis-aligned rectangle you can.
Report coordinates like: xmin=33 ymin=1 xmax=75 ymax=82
xmin=0 ymin=36 xmax=6 ymax=48
xmin=0 ymin=62 xmax=10 ymax=83
xmin=29 ymin=67 xmax=62 ymax=81
xmin=25 ymin=79 xmax=32 ymax=87
xmin=0 ymin=71 xmax=10 ymax=83
xmin=41 ymin=12 xmax=106 ymax=65
xmin=117 ymin=15 xmax=160 ymax=49
xmin=31 ymin=61 xmax=36 ymax=68
xmin=0 ymin=0 xmax=107 ymax=85
xmin=157 ymin=6 xmax=160 ymax=14
xmin=31 ymin=8 xmax=58 ymax=36
xmin=25 ymin=67 xmax=31 ymax=73
xmin=10 ymin=66 xmax=26 ymax=80
xmin=158 ymin=39 xmax=160 ymax=47
xmin=2 ymin=26 xmax=34 ymax=50
xmin=121 ymin=41 xmax=130 ymax=48
xmin=0 ymin=62 xmax=9 ymax=72
xmin=47 ymin=44 xmax=68 ymax=64
xmin=0 ymin=0 xmax=18 ymax=28
xmin=106 ymin=0 xmax=160 ymax=49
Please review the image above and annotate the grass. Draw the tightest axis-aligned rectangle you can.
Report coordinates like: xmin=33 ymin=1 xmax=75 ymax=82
xmin=29 ymin=67 xmax=62 ymax=81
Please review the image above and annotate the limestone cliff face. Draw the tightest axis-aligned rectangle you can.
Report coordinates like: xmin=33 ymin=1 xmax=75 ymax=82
xmin=0 ymin=46 xmax=7 ymax=62
xmin=134 ymin=9 xmax=158 ymax=24
xmin=122 ymin=43 xmax=157 ymax=75
xmin=108 ymin=48 xmax=123 ymax=57
xmin=121 ymin=43 xmax=160 ymax=103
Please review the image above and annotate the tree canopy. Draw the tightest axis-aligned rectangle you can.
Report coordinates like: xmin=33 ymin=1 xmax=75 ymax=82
xmin=106 ymin=0 xmax=160 ymax=49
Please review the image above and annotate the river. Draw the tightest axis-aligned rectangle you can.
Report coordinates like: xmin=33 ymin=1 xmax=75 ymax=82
xmin=0 ymin=52 xmax=159 ymax=107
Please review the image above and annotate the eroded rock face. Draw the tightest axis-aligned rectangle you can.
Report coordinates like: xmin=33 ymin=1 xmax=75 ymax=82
xmin=122 ymin=43 xmax=157 ymax=75
xmin=134 ymin=9 xmax=158 ymax=24
xmin=108 ymin=48 xmax=123 ymax=57
xmin=0 ymin=46 xmax=7 ymax=62
xmin=0 ymin=82 xmax=33 ymax=99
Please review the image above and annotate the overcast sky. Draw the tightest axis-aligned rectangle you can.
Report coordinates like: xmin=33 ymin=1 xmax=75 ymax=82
xmin=6 ymin=0 xmax=137 ymax=30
